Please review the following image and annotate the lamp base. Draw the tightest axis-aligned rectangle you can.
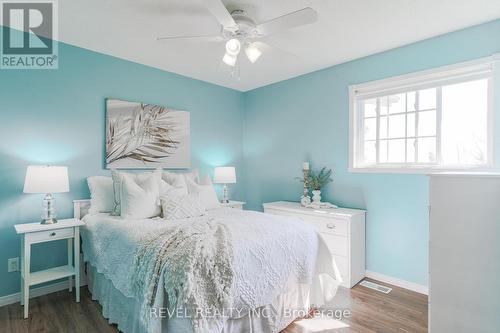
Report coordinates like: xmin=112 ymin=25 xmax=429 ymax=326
xmin=41 ymin=218 xmax=58 ymax=225
xmin=41 ymin=193 xmax=58 ymax=224
xmin=221 ymin=184 xmax=230 ymax=203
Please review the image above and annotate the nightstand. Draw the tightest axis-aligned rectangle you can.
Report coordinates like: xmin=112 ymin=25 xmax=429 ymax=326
xmin=221 ymin=201 xmax=246 ymax=210
xmin=14 ymin=218 xmax=84 ymax=318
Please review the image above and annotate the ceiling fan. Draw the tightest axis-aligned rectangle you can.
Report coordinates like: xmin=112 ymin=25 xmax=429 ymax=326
xmin=157 ymin=0 xmax=318 ymax=67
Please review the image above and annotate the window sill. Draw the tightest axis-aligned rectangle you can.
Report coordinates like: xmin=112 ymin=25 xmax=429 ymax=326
xmin=348 ymin=165 xmax=497 ymax=175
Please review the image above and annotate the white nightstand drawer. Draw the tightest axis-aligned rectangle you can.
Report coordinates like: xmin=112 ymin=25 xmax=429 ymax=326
xmin=26 ymin=227 xmax=74 ymax=243
xmin=321 ymin=233 xmax=349 ymax=257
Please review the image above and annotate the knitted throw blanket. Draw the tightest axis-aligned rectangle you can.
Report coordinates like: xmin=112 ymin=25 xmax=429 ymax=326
xmin=132 ymin=216 xmax=234 ymax=332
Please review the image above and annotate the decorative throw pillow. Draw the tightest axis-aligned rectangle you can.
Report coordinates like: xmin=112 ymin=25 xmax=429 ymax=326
xmin=120 ymin=174 xmax=161 ymax=219
xmin=162 ymin=169 xmax=199 ymax=183
xmin=160 ymin=171 xmax=188 ymax=196
xmin=186 ymin=178 xmax=220 ymax=210
xmin=111 ymin=171 xmax=161 ymax=216
xmin=87 ymin=176 xmax=114 ymax=214
xmin=161 ymin=193 xmax=206 ymax=220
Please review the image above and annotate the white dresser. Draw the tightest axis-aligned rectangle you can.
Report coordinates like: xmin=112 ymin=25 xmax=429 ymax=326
xmin=263 ymin=201 xmax=366 ymax=288
xmin=429 ymin=174 xmax=500 ymax=332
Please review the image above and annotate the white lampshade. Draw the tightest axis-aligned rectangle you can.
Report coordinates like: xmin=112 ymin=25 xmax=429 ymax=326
xmin=213 ymin=167 xmax=236 ymax=184
xmin=23 ymin=165 xmax=70 ymax=194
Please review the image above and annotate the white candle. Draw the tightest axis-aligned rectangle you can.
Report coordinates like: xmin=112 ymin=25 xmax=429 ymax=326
xmin=303 ymin=162 xmax=310 ymax=170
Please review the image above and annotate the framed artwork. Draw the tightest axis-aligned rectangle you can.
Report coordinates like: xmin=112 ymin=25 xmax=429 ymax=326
xmin=106 ymin=98 xmax=190 ymax=169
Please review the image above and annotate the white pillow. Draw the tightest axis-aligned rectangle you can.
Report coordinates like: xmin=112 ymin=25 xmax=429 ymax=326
xmin=87 ymin=176 xmax=114 ymax=214
xmin=120 ymin=174 xmax=161 ymax=219
xmin=161 ymin=193 xmax=205 ymax=220
xmin=186 ymin=178 xmax=220 ymax=210
xmin=161 ymin=170 xmax=199 ymax=185
xmin=111 ymin=171 xmax=160 ymax=216
xmin=160 ymin=171 xmax=188 ymax=196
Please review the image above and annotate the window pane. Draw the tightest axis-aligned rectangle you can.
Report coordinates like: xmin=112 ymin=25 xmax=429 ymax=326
xmin=380 ymin=116 xmax=388 ymax=139
xmin=379 ymin=140 xmax=388 ymax=163
xmin=417 ymin=137 xmax=436 ymax=163
xmin=363 ymin=99 xmax=377 ymax=117
xmin=363 ymin=141 xmax=376 ymax=164
xmin=363 ymin=118 xmax=376 ymax=140
xmin=418 ymin=110 xmax=436 ymax=137
xmin=379 ymin=97 xmax=388 ymax=115
xmin=419 ymin=88 xmax=436 ymax=110
xmin=388 ymin=114 xmax=406 ymax=138
xmin=388 ymin=94 xmax=405 ymax=114
xmin=407 ymin=113 xmax=416 ymax=137
xmin=388 ymin=139 xmax=405 ymax=163
xmin=407 ymin=91 xmax=416 ymax=112
xmin=407 ymin=139 xmax=416 ymax=162
xmin=441 ymin=79 xmax=488 ymax=165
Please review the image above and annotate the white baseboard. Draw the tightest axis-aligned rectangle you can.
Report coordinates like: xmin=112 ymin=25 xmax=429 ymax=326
xmin=0 ymin=278 xmax=87 ymax=307
xmin=365 ymin=270 xmax=428 ymax=295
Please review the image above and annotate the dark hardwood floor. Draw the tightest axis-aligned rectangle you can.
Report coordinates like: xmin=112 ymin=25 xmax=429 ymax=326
xmin=0 ymin=278 xmax=427 ymax=333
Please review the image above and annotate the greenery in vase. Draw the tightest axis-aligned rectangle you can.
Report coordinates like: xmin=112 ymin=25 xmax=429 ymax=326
xmin=307 ymin=167 xmax=333 ymax=191
xmin=296 ymin=166 xmax=333 ymax=191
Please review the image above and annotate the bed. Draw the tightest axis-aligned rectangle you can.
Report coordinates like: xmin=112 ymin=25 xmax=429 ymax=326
xmin=74 ymin=199 xmax=341 ymax=333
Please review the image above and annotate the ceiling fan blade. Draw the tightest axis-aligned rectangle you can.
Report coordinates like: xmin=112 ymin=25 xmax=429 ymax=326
xmin=157 ymin=34 xmax=224 ymax=42
xmin=204 ymin=0 xmax=236 ymax=28
xmin=256 ymin=7 xmax=317 ymax=36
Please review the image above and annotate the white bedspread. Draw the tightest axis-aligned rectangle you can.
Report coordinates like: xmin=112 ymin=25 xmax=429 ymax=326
xmin=81 ymin=208 xmax=340 ymax=332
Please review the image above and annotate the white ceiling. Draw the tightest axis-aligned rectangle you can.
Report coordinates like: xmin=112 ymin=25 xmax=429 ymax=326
xmin=59 ymin=0 xmax=500 ymax=91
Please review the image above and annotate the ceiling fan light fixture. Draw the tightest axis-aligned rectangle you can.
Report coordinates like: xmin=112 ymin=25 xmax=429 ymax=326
xmin=222 ymin=52 xmax=237 ymax=66
xmin=225 ymin=38 xmax=241 ymax=56
xmin=245 ymin=44 xmax=262 ymax=63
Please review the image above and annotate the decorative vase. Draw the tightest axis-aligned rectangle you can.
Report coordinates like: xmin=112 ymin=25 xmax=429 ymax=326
xmin=312 ymin=190 xmax=321 ymax=204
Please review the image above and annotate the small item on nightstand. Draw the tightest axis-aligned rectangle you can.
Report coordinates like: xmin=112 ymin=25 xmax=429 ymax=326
xmin=214 ymin=166 xmax=237 ymax=203
xmin=23 ymin=165 xmax=70 ymax=224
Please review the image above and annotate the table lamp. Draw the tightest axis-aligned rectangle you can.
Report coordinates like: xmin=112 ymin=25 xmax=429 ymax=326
xmin=213 ymin=166 xmax=236 ymax=203
xmin=23 ymin=165 xmax=70 ymax=224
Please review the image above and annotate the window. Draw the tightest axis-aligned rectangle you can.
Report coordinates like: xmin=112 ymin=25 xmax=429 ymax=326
xmin=349 ymin=57 xmax=496 ymax=172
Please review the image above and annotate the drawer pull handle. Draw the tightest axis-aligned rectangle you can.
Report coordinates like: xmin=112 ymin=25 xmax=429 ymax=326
xmin=50 ymin=232 xmax=56 ymax=236
xmin=326 ymin=223 xmax=336 ymax=229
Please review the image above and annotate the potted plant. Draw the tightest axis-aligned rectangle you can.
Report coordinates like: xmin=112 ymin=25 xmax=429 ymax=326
xmin=307 ymin=167 xmax=333 ymax=204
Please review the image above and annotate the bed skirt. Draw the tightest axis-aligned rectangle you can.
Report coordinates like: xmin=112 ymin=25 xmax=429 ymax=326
xmin=87 ymin=264 xmax=312 ymax=333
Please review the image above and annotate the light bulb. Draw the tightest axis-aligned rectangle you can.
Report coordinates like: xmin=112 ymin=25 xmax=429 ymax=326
xmin=245 ymin=44 xmax=262 ymax=63
xmin=222 ymin=52 xmax=237 ymax=66
xmin=225 ymin=39 xmax=241 ymax=56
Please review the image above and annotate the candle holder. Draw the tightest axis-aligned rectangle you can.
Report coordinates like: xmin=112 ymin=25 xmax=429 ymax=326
xmin=300 ymin=168 xmax=311 ymax=206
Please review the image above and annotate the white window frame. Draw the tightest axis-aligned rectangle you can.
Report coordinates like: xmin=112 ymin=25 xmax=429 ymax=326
xmin=349 ymin=55 xmax=499 ymax=174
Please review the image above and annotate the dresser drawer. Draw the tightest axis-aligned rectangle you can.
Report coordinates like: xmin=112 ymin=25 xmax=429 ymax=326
xmin=300 ymin=215 xmax=348 ymax=237
xmin=264 ymin=208 xmax=348 ymax=237
xmin=321 ymin=233 xmax=349 ymax=257
xmin=26 ymin=227 xmax=74 ymax=243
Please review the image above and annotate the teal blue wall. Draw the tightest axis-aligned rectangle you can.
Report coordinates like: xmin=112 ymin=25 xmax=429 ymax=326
xmin=0 ymin=28 xmax=244 ymax=297
xmin=1 ymin=20 xmax=499 ymax=297
xmin=243 ymin=19 xmax=500 ymax=286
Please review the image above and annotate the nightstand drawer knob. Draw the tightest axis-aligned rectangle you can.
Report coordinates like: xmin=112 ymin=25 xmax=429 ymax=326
xmin=327 ymin=223 xmax=336 ymax=229
xmin=50 ymin=232 xmax=56 ymax=236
